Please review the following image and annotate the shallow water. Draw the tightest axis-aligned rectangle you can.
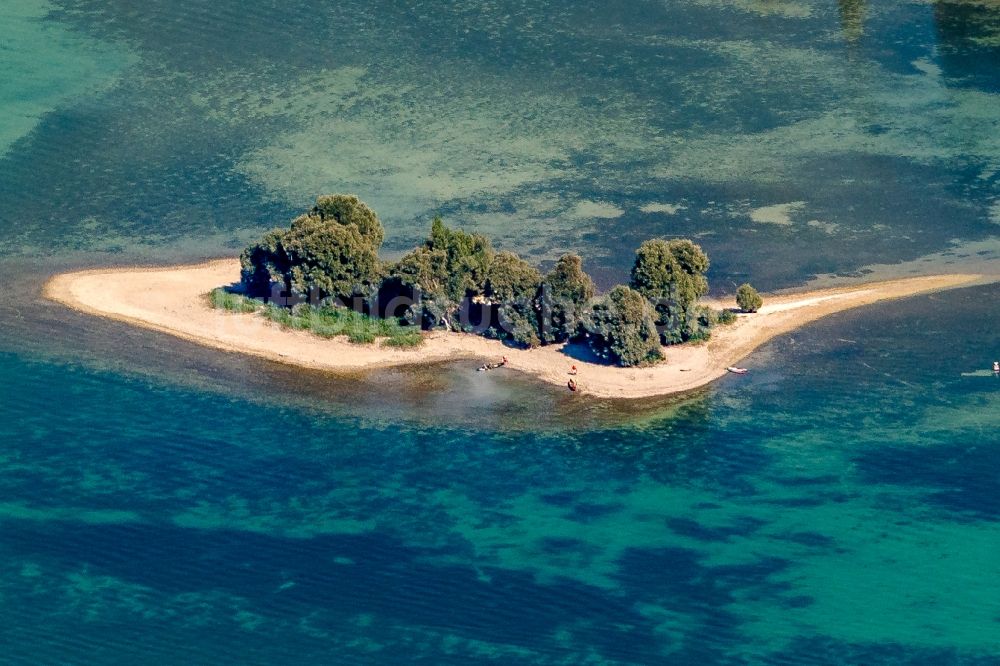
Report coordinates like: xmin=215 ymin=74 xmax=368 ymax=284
xmin=2 ymin=0 xmax=1000 ymax=662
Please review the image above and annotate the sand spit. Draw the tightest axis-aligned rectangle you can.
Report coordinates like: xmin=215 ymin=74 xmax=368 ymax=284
xmin=44 ymin=260 xmax=990 ymax=399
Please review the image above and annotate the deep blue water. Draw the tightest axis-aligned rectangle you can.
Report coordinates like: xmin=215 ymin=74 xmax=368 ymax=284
xmin=2 ymin=0 xmax=1000 ymax=663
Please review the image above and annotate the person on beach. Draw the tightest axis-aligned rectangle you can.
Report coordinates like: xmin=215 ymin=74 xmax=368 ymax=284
xmin=567 ymin=379 xmax=578 ymax=392
xmin=479 ymin=357 xmax=509 ymax=372
xmin=569 ymin=365 xmax=578 ymax=376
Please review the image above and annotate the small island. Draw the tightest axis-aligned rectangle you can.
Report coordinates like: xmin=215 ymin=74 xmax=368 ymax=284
xmin=44 ymin=194 xmax=991 ymax=399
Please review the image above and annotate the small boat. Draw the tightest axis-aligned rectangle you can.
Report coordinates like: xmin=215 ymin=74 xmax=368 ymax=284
xmin=727 ymin=367 xmax=749 ymax=375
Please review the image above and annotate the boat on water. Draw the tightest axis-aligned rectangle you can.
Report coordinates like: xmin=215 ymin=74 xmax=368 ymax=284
xmin=727 ymin=367 xmax=749 ymax=375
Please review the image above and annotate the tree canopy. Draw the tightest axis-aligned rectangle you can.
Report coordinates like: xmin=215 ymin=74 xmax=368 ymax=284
xmin=241 ymin=196 xmax=384 ymax=303
xmin=311 ymin=194 xmax=385 ymax=249
xmin=239 ymin=195 xmax=739 ymax=367
xmin=282 ymin=214 xmax=380 ymax=299
xmin=539 ymin=253 xmax=596 ymax=343
xmin=484 ymin=251 xmax=542 ymax=303
xmin=392 ymin=245 xmax=449 ymax=298
xmin=426 ymin=216 xmax=494 ymax=302
xmin=583 ymin=285 xmax=664 ymax=367
xmin=629 ymin=238 xmax=710 ymax=344
xmin=484 ymin=251 xmax=544 ymax=347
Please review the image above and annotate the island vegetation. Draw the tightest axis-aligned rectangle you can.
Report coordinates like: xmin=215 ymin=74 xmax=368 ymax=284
xmin=229 ymin=194 xmax=747 ymax=367
xmin=209 ymin=288 xmax=423 ymax=347
xmin=736 ymin=283 xmax=763 ymax=313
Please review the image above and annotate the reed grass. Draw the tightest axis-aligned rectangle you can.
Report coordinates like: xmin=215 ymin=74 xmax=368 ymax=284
xmin=208 ymin=289 xmax=424 ymax=348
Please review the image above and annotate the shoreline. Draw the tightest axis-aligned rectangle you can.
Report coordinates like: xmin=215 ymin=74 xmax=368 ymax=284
xmin=43 ymin=259 xmax=993 ymax=399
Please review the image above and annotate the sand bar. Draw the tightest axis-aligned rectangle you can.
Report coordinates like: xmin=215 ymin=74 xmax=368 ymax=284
xmin=44 ymin=260 xmax=991 ymax=399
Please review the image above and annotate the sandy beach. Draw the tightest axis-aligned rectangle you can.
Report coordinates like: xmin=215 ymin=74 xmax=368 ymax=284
xmin=43 ymin=260 xmax=990 ymax=399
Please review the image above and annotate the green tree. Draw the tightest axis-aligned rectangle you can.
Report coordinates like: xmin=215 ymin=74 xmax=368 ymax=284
xmin=499 ymin=308 xmax=543 ymax=348
xmin=736 ymin=283 xmax=763 ymax=313
xmin=378 ymin=217 xmax=495 ymax=331
xmin=426 ymin=216 xmax=494 ymax=301
xmin=392 ymin=246 xmax=449 ymax=297
xmin=665 ymin=239 xmax=710 ymax=282
xmin=582 ymin=285 xmax=664 ymax=367
xmin=242 ymin=200 xmax=724 ymax=360
xmin=484 ymin=251 xmax=542 ymax=303
xmin=240 ymin=228 xmax=289 ymax=297
xmin=240 ymin=195 xmax=384 ymax=303
xmin=280 ymin=214 xmax=381 ymax=301
xmin=629 ymin=238 xmax=710 ymax=344
xmin=484 ymin=251 xmax=543 ymax=347
xmin=311 ymin=194 xmax=385 ymax=249
xmin=381 ymin=245 xmax=450 ymax=328
xmin=539 ymin=253 xmax=596 ymax=343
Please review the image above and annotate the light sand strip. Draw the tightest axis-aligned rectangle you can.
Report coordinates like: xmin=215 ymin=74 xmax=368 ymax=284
xmin=44 ymin=260 xmax=991 ymax=399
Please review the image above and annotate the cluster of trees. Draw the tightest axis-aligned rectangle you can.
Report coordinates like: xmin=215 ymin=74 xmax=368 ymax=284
xmin=579 ymin=238 xmax=717 ymax=367
xmin=241 ymin=195 xmax=756 ymax=367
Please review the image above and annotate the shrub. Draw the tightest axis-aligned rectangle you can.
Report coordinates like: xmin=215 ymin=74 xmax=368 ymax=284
xmin=238 ymin=229 xmax=288 ymax=298
xmin=484 ymin=251 xmax=543 ymax=346
xmin=630 ymin=238 xmax=710 ymax=344
xmin=497 ymin=306 xmax=542 ymax=348
xmin=240 ymin=194 xmax=384 ymax=303
xmin=539 ymin=253 xmax=596 ymax=343
xmin=427 ymin=216 xmax=494 ymax=302
xmin=582 ymin=285 xmax=664 ymax=367
xmin=716 ymin=308 xmax=737 ymax=325
xmin=683 ymin=306 xmax=719 ymax=342
xmin=232 ymin=297 xmax=414 ymax=346
xmin=736 ymin=283 xmax=763 ymax=313
xmin=346 ymin=327 xmax=377 ymax=344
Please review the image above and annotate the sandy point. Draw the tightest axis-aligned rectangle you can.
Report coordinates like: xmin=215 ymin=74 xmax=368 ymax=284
xmin=43 ymin=259 xmax=993 ymax=400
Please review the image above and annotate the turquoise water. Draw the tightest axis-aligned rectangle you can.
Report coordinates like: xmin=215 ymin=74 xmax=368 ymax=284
xmin=2 ymin=0 xmax=1000 ymax=662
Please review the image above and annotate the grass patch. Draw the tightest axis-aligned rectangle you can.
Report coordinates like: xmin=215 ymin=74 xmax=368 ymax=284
xmin=208 ymin=288 xmax=424 ymax=348
xmin=208 ymin=288 xmax=261 ymax=313
xmin=716 ymin=309 xmax=738 ymax=326
xmin=380 ymin=329 xmax=424 ymax=348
